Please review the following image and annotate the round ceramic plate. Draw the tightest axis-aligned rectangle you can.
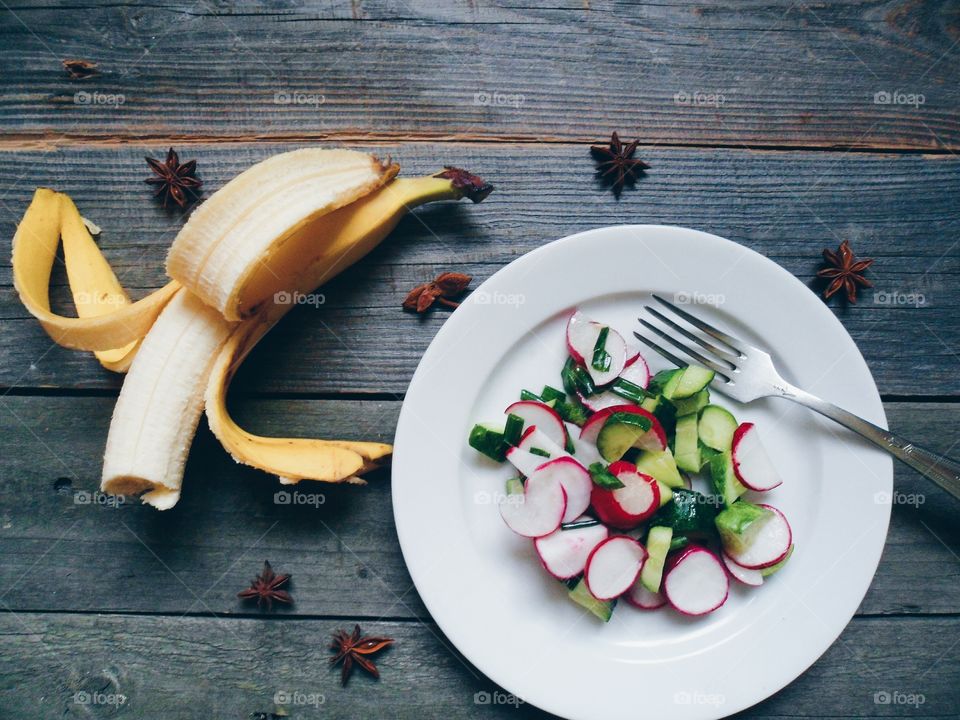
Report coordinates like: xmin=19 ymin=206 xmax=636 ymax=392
xmin=392 ymin=226 xmax=892 ymax=720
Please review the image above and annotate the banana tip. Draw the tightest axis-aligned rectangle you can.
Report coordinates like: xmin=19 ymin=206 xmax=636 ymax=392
xmin=436 ymin=166 xmax=494 ymax=203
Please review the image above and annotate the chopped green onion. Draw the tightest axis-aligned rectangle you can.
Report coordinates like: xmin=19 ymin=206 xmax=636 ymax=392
xmin=591 ymin=326 xmax=612 ymax=373
xmin=503 ymin=413 xmax=524 ymax=446
xmin=520 ymin=389 xmax=541 ymax=402
xmin=540 ymin=385 xmax=566 ymax=405
xmin=611 ymin=377 xmax=649 ymax=404
xmin=588 ymin=461 xmax=625 ymax=489
xmin=529 ymin=447 xmax=551 ymax=458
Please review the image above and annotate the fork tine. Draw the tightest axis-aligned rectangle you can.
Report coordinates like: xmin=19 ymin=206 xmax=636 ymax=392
xmin=644 ymin=307 xmax=738 ymax=367
xmin=632 ymin=331 xmax=688 ymax=369
xmin=652 ymin=295 xmax=743 ymax=355
xmin=638 ymin=320 xmax=732 ymax=380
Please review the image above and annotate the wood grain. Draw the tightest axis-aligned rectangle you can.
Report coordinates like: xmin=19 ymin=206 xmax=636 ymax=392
xmin=0 ymin=142 xmax=957 ymax=395
xmin=0 ymin=612 xmax=957 ymax=719
xmin=0 ymin=396 xmax=956 ymax=617
xmin=2 ymin=1 xmax=959 ymax=149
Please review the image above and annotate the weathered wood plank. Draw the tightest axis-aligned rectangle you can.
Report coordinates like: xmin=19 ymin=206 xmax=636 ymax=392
xmin=2 ymin=0 xmax=959 ymax=148
xmin=0 ymin=142 xmax=957 ymax=395
xmin=0 ymin=612 xmax=956 ymax=719
xmin=0 ymin=396 xmax=956 ymax=617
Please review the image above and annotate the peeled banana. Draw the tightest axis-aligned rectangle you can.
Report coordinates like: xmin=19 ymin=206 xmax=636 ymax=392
xmin=12 ymin=150 xmax=492 ymax=509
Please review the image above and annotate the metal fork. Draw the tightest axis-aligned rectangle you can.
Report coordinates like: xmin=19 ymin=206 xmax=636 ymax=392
xmin=635 ymin=294 xmax=960 ymax=501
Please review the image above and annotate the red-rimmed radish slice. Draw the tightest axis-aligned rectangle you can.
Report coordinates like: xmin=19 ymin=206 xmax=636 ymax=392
xmin=578 ymin=390 xmax=625 ymax=413
xmin=565 ymin=311 xmax=627 ymax=385
xmin=505 ymin=446 xmax=546 ymax=478
xmin=531 ymin=456 xmax=592 ymax=522
xmin=534 ymin=519 xmax=609 ymax=579
xmin=722 ymin=552 xmax=764 ymax=586
xmin=590 ymin=461 xmax=660 ymax=529
xmin=584 ymin=536 xmax=648 ymax=600
xmin=516 ymin=426 xmax=570 ymax=461
xmin=580 ymin=405 xmax=666 ymax=453
xmin=498 ymin=476 xmax=567 ymax=538
xmin=731 ymin=423 xmax=784 ymax=491
xmin=724 ymin=504 xmax=792 ymax=569
xmin=504 ymin=400 xmax=568 ymax=450
xmin=663 ymin=546 xmax=729 ymax=616
xmin=564 ymin=422 xmax=602 ymax=467
xmin=621 ymin=351 xmax=651 ymax=388
xmin=626 ymin=579 xmax=667 ymax=609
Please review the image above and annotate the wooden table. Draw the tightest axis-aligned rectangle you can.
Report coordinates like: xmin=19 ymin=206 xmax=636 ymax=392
xmin=1 ymin=2 xmax=958 ymax=718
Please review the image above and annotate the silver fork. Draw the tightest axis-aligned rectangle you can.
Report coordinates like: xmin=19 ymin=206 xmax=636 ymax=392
xmin=635 ymin=294 xmax=960 ymax=502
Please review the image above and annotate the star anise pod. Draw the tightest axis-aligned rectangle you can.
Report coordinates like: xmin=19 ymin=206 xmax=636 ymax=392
xmin=237 ymin=560 xmax=293 ymax=611
xmin=403 ymin=272 xmax=472 ymax=313
xmin=590 ymin=132 xmax=649 ymax=197
xmin=145 ymin=147 xmax=203 ymax=209
xmin=329 ymin=624 xmax=394 ymax=686
xmin=817 ymin=240 xmax=874 ymax=303
xmin=62 ymin=58 xmax=98 ymax=80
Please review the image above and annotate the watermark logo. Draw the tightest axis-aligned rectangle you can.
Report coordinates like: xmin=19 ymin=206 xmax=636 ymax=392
xmin=74 ymin=90 xmax=125 ymax=107
xmin=474 ymin=690 xmax=524 ymax=706
xmin=873 ymin=90 xmax=924 ymax=108
xmin=274 ymin=490 xmax=326 ymax=507
xmin=674 ymin=290 xmax=725 ymax=307
xmin=874 ymin=290 xmax=927 ymax=308
xmin=74 ymin=490 xmax=125 ymax=508
xmin=274 ymin=689 xmax=325 ymax=708
xmin=473 ymin=90 xmax=525 ymax=109
xmin=874 ymin=690 xmax=925 ymax=707
xmin=74 ymin=690 xmax=127 ymax=707
xmin=674 ymin=90 xmax=726 ymax=108
xmin=273 ymin=290 xmax=325 ymax=307
xmin=469 ymin=290 xmax=525 ymax=308
xmin=274 ymin=91 xmax=326 ymax=108
xmin=674 ymin=690 xmax=725 ymax=706
xmin=873 ymin=491 xmax=924 ymax=508
xmin=74 ymin=291 xmax=128 ymax=308
xmin=473 ymin=490 xmax=524 ymax=506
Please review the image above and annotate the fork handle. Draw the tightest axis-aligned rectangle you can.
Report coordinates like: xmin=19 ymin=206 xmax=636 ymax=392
xmin=784 ymin=387 xmax=960 ymax=502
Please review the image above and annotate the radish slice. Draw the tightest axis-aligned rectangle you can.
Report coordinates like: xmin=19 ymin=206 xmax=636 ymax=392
xmin=504 ymin=400 xmax=568 ymax=450
xmin=731 ymin=423 xmax=784 ymax=491
xmin=564 ymin=422 xmax=602 ymax=467
xmin=580 ymin=405 xmax=666 ymax=453
xmin=663 ymin=546 xmax=729 ymax=616
xmin=722 ymin=552 xmax=764 ymax=586
xmin=584 ymin=536 xmax=648 ymax=600
xmin=590 ymin=461 xmax=660 ymax=529
xmin=534 ymin=519 xmax=609 ymax=579
xmin=516 ymin=426 xmax=570 ymax=461
xmin=579 ymin=390 xmax=626 ymax=413
xmin=498 ymin=475 xmax=567 ymax=538
xmin=724 ymin=504 xmax=792 ymax=569
xmin=579 ymin=353 xmax=652 ymax=412
xmin=626 ymin=579 xmax=667 ymax=609
xmin=505 ymin=446 xmax=547 ymax=478
xmin=565 ymin=311 xmax=627 ymax=386
xmin=530 ymin=456 xmax=592 ymax=522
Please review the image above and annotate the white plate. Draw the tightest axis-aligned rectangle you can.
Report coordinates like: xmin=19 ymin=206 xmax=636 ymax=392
xmin=392 ymin=226 xmax=891 ymax=720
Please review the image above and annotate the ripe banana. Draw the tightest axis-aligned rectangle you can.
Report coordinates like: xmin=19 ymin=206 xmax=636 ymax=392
xmin=12 ymin=151 xmax=492 ymax=509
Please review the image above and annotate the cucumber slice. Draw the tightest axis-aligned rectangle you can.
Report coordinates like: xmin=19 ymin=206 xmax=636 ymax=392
xmin=673 ymin=413 xmax=701 ymax=472
xmin=640 ymin=395 xmax=661 ymax=413
xmin=670 ymin=388 xmax=709 ymax=416
xmin=656 ymin=480 xmax=673 ymax=508
xmin=596 ymin=411 xmax=652 ymax=462
xmin=760 ymin=544 xmax=794 ymax=577
xmin=634 ymin=447 xmax=684 ymax=489
xmin=673 ymin=365 xmax=715 ymax=399
xmin=715 ymin=501 xmax=775 ymax=555
xmin=709 ymin=451 xmax=747 ymax=507
xmin=651 ymin=369 xmax=683 ymax=399
xmin=468 ymin=423 xmax=506 ymax=461
xmin=567 ymin=577 xmax=614 ymax=621
xmin=651 ymin=488 xmax=719 ymax=536
xmin=698 ymin=405 xmax=739 ymax=451
xmin=640 ymin=526 xmax=673 ymax=593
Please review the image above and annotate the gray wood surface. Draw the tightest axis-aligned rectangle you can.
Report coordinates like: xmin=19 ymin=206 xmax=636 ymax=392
xmin=0 ymin=143 xmax=957 ymax=396
xmin=2 ymin=0 xmax=959 ymax=149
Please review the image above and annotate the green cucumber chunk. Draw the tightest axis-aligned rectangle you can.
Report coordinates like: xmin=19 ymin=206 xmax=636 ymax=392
xmin=673 ymin=413 xmax=701 ymax=472
xmin=715 ymin=500 xmax=775 ymax=555
xmin=505 ymin=476 xmax=524 ymax=495
xmin=503 ymin=413 xmax=524 ymax=447
xmin=596 ymin=411 xmax=652 ymax=462
xmin=468 ymin=423 xmax=506 ymax=461
xmin=634 ymin=447 xmax=684 ymax=489
xmin=652 ymin=488 xmax=719 ymax=536
xmin=651 ymin=369 xmax=683 ymax=399
xmin=657 ymin=480 xmax=673 ymax=508
xmin=673 ymin=365 xmax=715 ymax=399
xmin=641 ymin=526 xmax=673 ymax=593
xmin=568 ymin=577 xmax=614 ymax=621
xmin=709 ymin=451 xmax=747 ymax=507
xmin=698 ymin=405 xmax=738 ymax=451
xmin=670 ymin=388 xmax=709 ymax=416
xmin=760 ymin=544 xmax=795 ymax=577
xmin=640 ymin=395 xmax=661 ymax=413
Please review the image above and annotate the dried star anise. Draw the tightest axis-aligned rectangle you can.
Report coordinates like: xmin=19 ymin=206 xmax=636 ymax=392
xmin=329 ymin=624 xmax=394 ymax=686
xmin=145 ymin=147 xmax=203 ymax=209
xmin=817 ymin=240 xmax=874 ymax=303
xmin=237 ymin=560 xmax=293 ymax=611
xmin=403 ymin=272 xmax=472 ymax=313
xmin=62 ymin=59 xmax=98 ymax=80
xmin=590 ymin=132 xmax=649 ymax=197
